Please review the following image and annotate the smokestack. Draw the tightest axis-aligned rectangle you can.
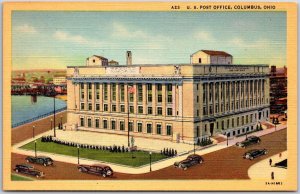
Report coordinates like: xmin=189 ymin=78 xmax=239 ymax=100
xmin=126 ymin=51 xmax=132 ymax=65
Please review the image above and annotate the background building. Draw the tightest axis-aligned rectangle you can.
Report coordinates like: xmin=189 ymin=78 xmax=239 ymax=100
xmin=66 ymin=50 xmax=270 ymax=143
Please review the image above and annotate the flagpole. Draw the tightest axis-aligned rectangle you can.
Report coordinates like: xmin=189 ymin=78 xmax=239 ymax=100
xmin=127 ymin=84 xmax=130 ymax=147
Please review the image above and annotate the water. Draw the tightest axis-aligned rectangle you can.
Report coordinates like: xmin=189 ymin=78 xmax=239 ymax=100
xmin=12 ymin=96 xmax=67 ymax=128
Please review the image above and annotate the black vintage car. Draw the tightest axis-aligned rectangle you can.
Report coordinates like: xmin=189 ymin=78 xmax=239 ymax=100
xmin=14 ymin=164 xmax=44 ymax=178
xmin=236 ymin=136 xmax=261 ymax=148
xmin=78 ymin=164 xmax=113 ymax=177
xmin=174 ymin=154 xmax=203 ymax=170
xmin=26 ymin=156 xmax=54 ymax=166
xmin=243 ymin=149 xmax=268 ymax=160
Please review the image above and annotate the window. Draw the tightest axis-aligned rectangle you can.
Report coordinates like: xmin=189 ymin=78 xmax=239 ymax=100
xmin=221 ymin=120 xmax=224 ymax=129
xmin=120 ymin=105 xmax=125 ymax=113
xmin=204 ymin=124 xmax=207 ymax=132
xmin=157 ymin=84 xmax=162 ymax=103
xmin=203 ymin=84 xmax=207 ymax=103
xmin=167 ymin=95 xmax=172 ymax=103
xmin=129 ymin=84 xmax=134 ymax=102
xmin=120 ymin=121 xmax=125 ymax=131
xmin=112 ymin=83 xmax=116 ymax=101
xmin=242 ymin=116 xmax=244 ymax=125
xmin=130 ymin=106 xmax=134 ymax=114
xmin=197 ymin=84 xmax=199 ymax=90
xmin=80 ymin=118 xmax=84 ymax=126
xmin=96 ymin=83 xmax=100 ymax=100
xmin=111 ymin=120 xmax=116 ymax=130
xmin=88 ymin=83 xmax=92 ymax=100
xmin=197 ymin=96 xmax=199 ymax=103
xmin=103 ymin=104 xmax=108 ymax=112
xmin=138 ymin=123 xmax=143 ymax=133
xmin=93 ymin=59 xmax=95 ymax=63
xmin=227 ymin=119 xmax=230 ymax=128
xmin=87 ymin=118 xmax=92 ymax=127
xmin=197 ymin=109 xmax=199 ymax=116
xmin=103 ymin=120 xmax=108 ymax=129
xmin=103 ymin=83 xmax=108 ymax=100
xmin=147 ymin=123 xmax=152 ymax=133
xmin=167 ymin=108 xmax=173 ymax=116
xmin=148 ymin=107 xmax=153 ymax=114
xmin=203 ymin=107 xmax=207 ymax=115
xmin=81 ymin=103 xmax=85 ymax=110
xmin=120 ymin=84 xmax=125 ymax=102
xmin=147 ymin=84 xmax=152 ymax=102
xmin=167 ymin=84 xmax=172 ymax=103
xmin=138 ymin=106 xmax=143 ymax=114
xmin=199 ymin=58 xmax=202 ymax=63
xmin=157 ymin=107 xmax=162 ymax=115
xmin=96 ymin=104 xmax=100 ymax=111
xmin=156 ymin=124 xmax=162 ymax=135
xmin=95 ymin=119 xmax=99 ymax=128
xmin=138 ymin=84 xmax=143 ymax=102
xmin=129 ymin=121 xmax=133 ymax=131
xmin=167 ymin=125 xmax=172 ymax=136
xmin=80 ymin=83 xmax=84 ymax=99
xmin=111 ymin=105 xmax=116 ymax=112
xmin=209 ymin=105 xmax=213 ymax=115
xmin=88 ymin=103 xmax=92 ymax=111
xmin=237 ymin=117 xmax=240 ymax=126
xmin=232 ymin=118 xmax=234 ymax=127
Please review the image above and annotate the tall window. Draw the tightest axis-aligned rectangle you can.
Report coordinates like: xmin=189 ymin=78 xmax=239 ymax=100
xmin=157 ymin=84 xmax=162 ymax=103
xmin=156 ymin=124 xmax=162 ymax=135
xmin=203 ymin=84 xmax=206 ymax=103
xmin=209 ymin=83 xmax=213 ymax=102
xmin=80 ymin=83 xmax=84 ymax=99
xmin=147 ymin=84 xmax=152 ymax=102
xmin=103 ymin=104 xmax=108 ymax=112
xmin=111 ymin=120 xmax=116 ymax=130
xmin=80 ymin=118 xmax=84 ymax=126
xmin=129 ymin=106 xmax=134 ymax=114
xmin=96 ymin=83 xmax=100 ymax=100
xmin=148 ymin=107 xmax=153 ymax=114
xmin=95 ymin=119 xmax=99 ymax=128
xmin=87 ymin=118 xmax=92 ymax=127
xmin=138 ymin=84 xmax=143 ymax=103
xmin=120 ymin=121 xmax=125 ymax=131
xmin=88 ymin=103 xmax=92 ymax=111
xmin=103 ymin=83 xmax=108 ymax=100
xmin=138 ymin=123 xmax=143 ymax=133
xmin=129 ymin=84 xmax=134 ymax=102
xmin=120 ymin=105 xmax=125 ymax=113
xmin=138 ymin=106 xmax=143 ymax=114
xmin=88 ymin=83 xmax=92 ymax=100
xmin=120 ymin=84 xmax=125 ymax=102
xmin=103 ymin=120 xmax=108 ymax=129
xmin=147 ymin=123 xmax=152 ymax=133
xmin=96 ymin=104 xmax=100 ymax=111
xmin=166 ymin=125 xmax=172 ymax=136
xmin=215 ymin=83 xmax=219 ymax=100
xmin=167 ymin=108 xmax=173 ymax=116
xmin=157 ymin=107 xmax=162 ymax=115
xmin=167 ymin=84 xmax=172 ymax=103
xmin=111 ymin=105 xmax=116 ymax=112
xmin=129 ymin=122 xmax=134 ymax=132
xmin=80 ymin=103 xmax=85 ymax=110
xmin=112 ymin=83 xmax=116 ymax=101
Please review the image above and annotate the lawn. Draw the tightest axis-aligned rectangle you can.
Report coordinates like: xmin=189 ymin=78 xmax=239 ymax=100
xmin=21 ymin=138 xmax=167 ymax=167
xmin=11 ymin=174 xmax=33 ymax=181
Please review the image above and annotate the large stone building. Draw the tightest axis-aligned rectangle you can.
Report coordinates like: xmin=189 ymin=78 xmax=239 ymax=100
xmin=66 ymin=50 xmax=270 ymax=143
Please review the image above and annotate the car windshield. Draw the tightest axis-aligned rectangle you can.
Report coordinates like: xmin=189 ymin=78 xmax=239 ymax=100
xmin=104 ymin=167 xmax=111 ymax=171
xmin=44 ymin=158 xmax=53 ymax=161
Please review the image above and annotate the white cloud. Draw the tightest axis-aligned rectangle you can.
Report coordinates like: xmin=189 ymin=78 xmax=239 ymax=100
xmin=194 ymin=31 xmax=215 ymax=42
xmin=229 ymin=38 xmax=271 ymax=49
xmin=15 ymin=24 xmax=37 ymax=34
xmin=53 ymin=31 xmax=90 ymax=45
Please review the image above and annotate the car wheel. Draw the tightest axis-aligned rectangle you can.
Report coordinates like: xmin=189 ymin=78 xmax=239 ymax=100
xmin=257 ymin=140 xmax=260 ymax=143
xmin=15 ymin=169 xmax=19 ymax=173
xmin=36 ymin=174 xmax=40 ymax=178
xmin=78 ymin=168 xmax=83 ymax=172
xmin=43 ymin=163 xmax=47 ymax=167
xmin=250 ymin=157 xmax=254 ymax=160
xmin=102 ymin=173 xmax=107 ymax=178
xmin=264 ymin=151 xmax=268 ymax=155
xmin=183 ymin=167 xmax=187 ymax=171
xmin=199 ymin=160 xmax=203 ymax=164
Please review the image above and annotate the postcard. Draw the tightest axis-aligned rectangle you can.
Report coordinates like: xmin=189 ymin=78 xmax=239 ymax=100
xmin=2 ymin=1 xmax=297 ymax=191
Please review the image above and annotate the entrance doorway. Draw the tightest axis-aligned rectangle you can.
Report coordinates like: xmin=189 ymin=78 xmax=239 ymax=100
xmin=210 ymin=123 xmax=214 ymax=136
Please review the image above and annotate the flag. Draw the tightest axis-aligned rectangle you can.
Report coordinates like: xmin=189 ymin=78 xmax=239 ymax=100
xmin=128 ymin=86 xmax=135 ymax=94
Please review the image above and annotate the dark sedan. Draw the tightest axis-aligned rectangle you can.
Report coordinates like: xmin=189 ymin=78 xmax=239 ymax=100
xmin=174 ymin=154 xmax=203 ymax=170
xmin=243 ymin=149 xmax=268 ymax=160
xmin=236 ymin=136 xmax=261 ymax=148
xmin=78 ymin=164 xmax=113 ymax=177
xmin=14 ymin=164 xmax=44 ymax=178
xmin=26 ymin=156 xmax=54 ymax=166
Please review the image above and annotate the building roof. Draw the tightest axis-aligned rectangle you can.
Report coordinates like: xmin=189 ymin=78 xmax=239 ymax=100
xmin=109 ymin=60 xmax=118 ymax=63
xmin=92 ymin=55 xmax=108 ymax=60
xmin=200 ymin=50 xmax=232 ymax=57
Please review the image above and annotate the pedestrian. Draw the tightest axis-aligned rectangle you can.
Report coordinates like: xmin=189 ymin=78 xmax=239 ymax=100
xmin=271 ymin=172 xmax=274 ymax=180
xmin=269 ymin=158 xmax=272 ymax=166
xmin=279 ymin=152 xmax=282 ymax=158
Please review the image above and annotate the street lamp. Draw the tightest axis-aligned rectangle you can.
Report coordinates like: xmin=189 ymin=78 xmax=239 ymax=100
xmin=32 ymin=125 xmax=35 ymax=138
xmin=194 ymin=138 xmax=196 ymax=155
xmin=245 ymin=128 xmax=248 ymax=140
xmin=52 ymin=85 xmax=56 ymax=137
xmin=50 ymin=119 xmax=53 ymax=130
xmin=60 ymin=115 xmax=63 ymax=129
xmin=149 ymin=152 xmax=152 ymax=172
xmin=226 ymin=133 xmax=230 ymax=146
xmin=77 ymin=145 xmax=80 ymax=164
xmin=34 ymin=140 xmax=37 ymax=157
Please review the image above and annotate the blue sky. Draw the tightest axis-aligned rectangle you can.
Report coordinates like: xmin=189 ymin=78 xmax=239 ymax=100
xmin=12 ymin=11 xmax=286 ymax=70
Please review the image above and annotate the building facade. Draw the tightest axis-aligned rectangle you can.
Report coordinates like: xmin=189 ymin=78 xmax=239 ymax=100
xmin=66 ymin=50 xmax=270 ymax=143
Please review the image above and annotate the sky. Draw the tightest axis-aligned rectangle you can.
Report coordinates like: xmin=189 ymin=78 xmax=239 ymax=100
xmin=12 ymin=11 xmax=286 ymax=70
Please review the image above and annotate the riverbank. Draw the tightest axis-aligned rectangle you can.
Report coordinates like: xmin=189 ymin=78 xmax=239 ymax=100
xmin=12 ymin=111 xmax=67 ymax=145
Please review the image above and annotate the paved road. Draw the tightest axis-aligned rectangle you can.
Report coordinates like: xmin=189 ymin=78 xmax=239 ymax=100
xmin=11 ymin=128 xmax=286 ymax=180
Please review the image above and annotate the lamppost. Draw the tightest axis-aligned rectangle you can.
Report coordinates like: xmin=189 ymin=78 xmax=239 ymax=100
xmin=149 ymin=152 xmax=152 ymax=172
xmin=34 ymin=140 xmax=37 ymax=157
xmin=60 ymin=115 xmax=63 ymax=129
xmin=52 ymin=84 xmax=56 ymax=137
xmin=226 ymin=133 xmax=229 ymax=146
xmin=77 ymin=145 xmax=80 ymax=164
xmin=193 ymin=138 xmax=196 ymax=155
xmin=32 ymin=125 xmax=35 ymax=138
xmin=50 ymin=119 xmax=53 ymax=130
xmin=245 ymin=128 xmax=248 ymax=140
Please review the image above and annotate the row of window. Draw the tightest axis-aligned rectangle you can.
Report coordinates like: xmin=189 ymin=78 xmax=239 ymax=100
xmin=80 ymin=103 xmax=174 ymax=116
xmin=80 ymin=83 xmax=174 ymax=104
xmin=80 ymin=117 xmax=173 ymax=135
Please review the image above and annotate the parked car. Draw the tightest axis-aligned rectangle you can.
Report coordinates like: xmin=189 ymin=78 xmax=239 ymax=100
xmin=236 ymin=136 xmax=261 ymax=148
xmin=14 ymin=164 xmax=44 ymax=178
xmin=78 ymin=164 xmax=113 ymax=177
xmin=26 ymin=156 xmax=54 ymax=166
xmin=243 ymin=149 xmax=268 ymax=160
xmin=174 ymin=154 xmax=203 ymax=170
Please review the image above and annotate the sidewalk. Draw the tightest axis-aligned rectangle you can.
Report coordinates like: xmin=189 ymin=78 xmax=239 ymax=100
xmin=248 ymin=151 xmax=287 ymax=180
xmin=12 ymin=124 xmax=287 ymax=174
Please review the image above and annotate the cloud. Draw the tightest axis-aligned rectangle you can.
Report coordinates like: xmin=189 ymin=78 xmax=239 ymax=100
xmin=15 ymin=24 xmax=37 ymax=34
xmin=194 ymin=31 xmax=215 ymax=42
xmin=229 ymin=38 xmax=271 ymax=49
xmin=53 ymin=31 xmax=90 ymax=45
